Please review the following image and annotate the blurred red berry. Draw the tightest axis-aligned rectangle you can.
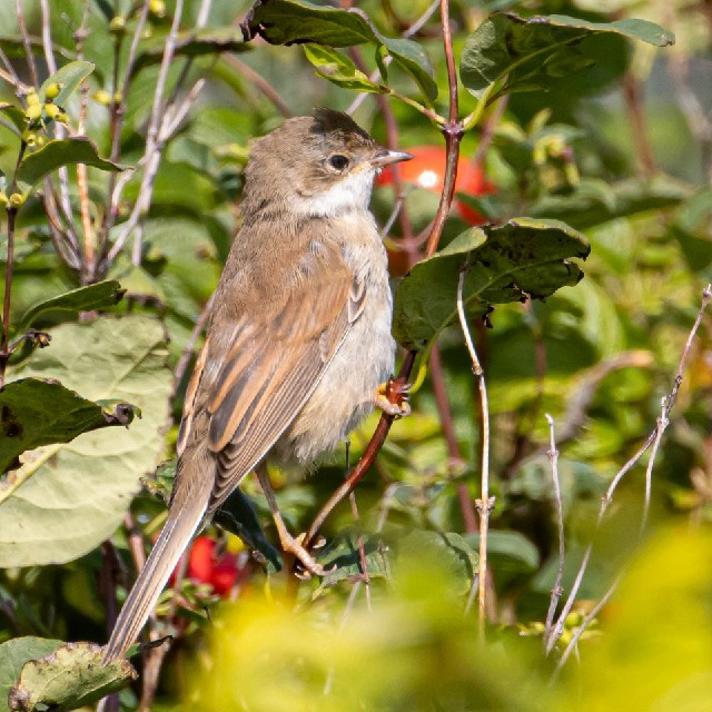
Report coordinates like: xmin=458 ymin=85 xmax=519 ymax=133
xmin=376 ymin=145 xmax=495 ymax=225
xmin=184 ymin=535 xmax=239 ymax=597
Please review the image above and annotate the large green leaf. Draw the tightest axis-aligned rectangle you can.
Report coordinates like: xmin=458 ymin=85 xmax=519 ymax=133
xmin=460 ymin=13 xmax=674 ymax=99
xmin=392 ymin=218 xmax=590 ymax=349
xmin=243 ymin=0 xmax=437 ymax=101
xmin=0 ymin=638 xmax=61 ymax=712
xmin=18 ymin=280 xmax=125 ymax=330
xmin=17 ymin=138 xmax=122 ymax=186
xmin=0 ymin=315 xmax=172 ymax=567
xmin=0 ymin=378 xmax=135 ymax=475
xmin=8 ymin=642 xmax=135 ymax=712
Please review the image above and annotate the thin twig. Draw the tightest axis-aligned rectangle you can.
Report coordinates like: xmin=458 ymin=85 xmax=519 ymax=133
xmin=224 ymin=56 xmax=291 ymax=118
xmin=456 ymin=266 xmax=492 ymax=639
xmin=546 ymin=284 xmax=712 ymax=654
xmin=16 ymin=0 xmax=39 ymax=87
xmin=551 ymin=574 xmax=620 ymax=679
xmin=543 ymin=414 xmax=565 ymax=644
xmin=0 ymin=141 xmax=27 ymax=386
xmin=108 ymin=0 xmax=187 ymax=265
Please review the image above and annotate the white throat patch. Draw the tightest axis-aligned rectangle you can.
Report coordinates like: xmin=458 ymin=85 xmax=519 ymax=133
xmin=295 ymin=168 xmax=376 ymax=218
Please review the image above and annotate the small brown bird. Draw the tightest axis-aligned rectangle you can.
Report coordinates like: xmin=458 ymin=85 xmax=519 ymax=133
xmin=104 ymin=109 xmax=412 ymax=660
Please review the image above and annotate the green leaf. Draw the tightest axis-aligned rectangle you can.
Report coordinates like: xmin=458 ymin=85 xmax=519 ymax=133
xmin=0 ymin=103 xmax=26 ymax=134
xmin=392 ymin=218 xmax=590 ymax=349
xmin=0 ymin=378 xmax=136 ymax=475
xmin=133 ymin=28 xmax=249 ymax=74
xmin=460 ymin=13 xmax=674 ymax=99
xmin=315 ymin=532 xmax=390 ymax=593
xmin=529 ymin=176 xmax=690 ymax=229
xmin=39 ymin=60 xmax=94 ymax=106
xmin=396 ymin=530 xmax=478 ymax=594
xmin=8 ymin=641 xmax=136 ymax=712
xmin=303 ymin=44 xmax=384 ymax=92
xmin=464 ymin=530 xmax=540 ymax=575
xmin=0 ymin=638 xmax=61 ymax=712
xmin=18 ymin=280 xmax=126 ymax=330
xmin=0 ymin=315 xmax=172 ymax=567
xmin=17 ymin=137 xmax=122 ymax=186
xmin=243 ymin=0 xmax=437 ymax=101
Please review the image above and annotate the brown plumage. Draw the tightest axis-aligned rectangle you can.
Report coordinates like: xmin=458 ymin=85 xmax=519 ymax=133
xmin=103 ymin=109 xmax=412 ymax=661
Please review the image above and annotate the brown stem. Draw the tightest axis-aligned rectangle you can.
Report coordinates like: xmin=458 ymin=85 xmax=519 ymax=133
xmin=0 ymin=141 xmax=27 ymax=386
xmin=622 ymin=73 xmax=656 ymax=178
xmin=304 ymin=0 xmax=462 ymax=550
xmin=225 ymin=56 xmax=292 ymax=118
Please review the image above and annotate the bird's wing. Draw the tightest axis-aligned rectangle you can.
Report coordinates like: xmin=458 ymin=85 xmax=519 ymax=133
xmin=178 ymin=234 xmax=366 ymax=513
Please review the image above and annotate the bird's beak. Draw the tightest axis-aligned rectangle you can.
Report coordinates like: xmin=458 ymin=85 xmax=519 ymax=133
xmin=370 ymin=149 xmax=414 ymax=168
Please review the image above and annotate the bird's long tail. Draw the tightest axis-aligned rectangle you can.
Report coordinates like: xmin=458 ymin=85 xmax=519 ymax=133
xmin=103 ymin=448 xmax=213 ymax=663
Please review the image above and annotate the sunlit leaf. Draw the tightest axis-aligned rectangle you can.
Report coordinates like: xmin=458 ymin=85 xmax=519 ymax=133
xmin=243 ymin=0 xmax=437 ymax=101
xmin=17 ymin=137 xmax=122 ymax=186
xmin=8 ymin=642 xmax=136 ymax=712
xmin=303 ymin=44 xmax=384 ymax=93
xmin=17 ymin=280 xmax=125 ymax=330
xmin=0 ymin=638 xmax=61 ymax=712
xmin=39 ymin=60 xmax=94 ymax=105
xmin=0 ymin=315 xmax=172 ymax=567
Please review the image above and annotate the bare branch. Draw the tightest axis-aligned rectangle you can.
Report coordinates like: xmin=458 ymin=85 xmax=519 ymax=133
xmin=16 ymin=0 xmax=39 ymax=87
xmin=457 ymin=265 xmax=492 ymax=638
xmin=546 ymin=284 xmax=712 ymax=654
xmin=543 ymin=414 xmax=565 ymax=644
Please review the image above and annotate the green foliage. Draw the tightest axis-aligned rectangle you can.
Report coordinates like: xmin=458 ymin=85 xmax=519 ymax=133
xmin=460 ymin=13 xmax=674 ymax=100
xmin=18 ymin=280 xmax=125 ymax=330
xmin=244 ymin=0 xmax=437 ymax=101
xmin=0 ymin=378 xmax=135 ymax=474
xmin=16 ymin=138 xmax=122 ymax=186
xmin=7 ymin=642 xmax=135 ymax=712
xmin=0 ymin=316 xmax=172 ymax=567
xmin=0 ymin=638 xmax=61 ymax=712
xmin=393 ymin=219 xmax=590 ymax=349
xmin=0 ymin=0 xmax=709 ymax=709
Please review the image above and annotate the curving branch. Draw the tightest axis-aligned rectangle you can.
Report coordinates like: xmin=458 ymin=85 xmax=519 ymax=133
xmin=304 ymin=0 xmax=464 ymax=550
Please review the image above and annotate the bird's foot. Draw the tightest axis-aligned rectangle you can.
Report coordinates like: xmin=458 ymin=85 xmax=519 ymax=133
xmin=282 ymin=532 xmax=332 ymax=579
xmin=374 ymin=378 xmax=411 ymax=418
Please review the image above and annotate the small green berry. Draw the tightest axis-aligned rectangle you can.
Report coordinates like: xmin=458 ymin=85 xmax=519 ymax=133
xmin=25 ymin=103 xmax=42 ymax=122
xmin=44 ymin=103 xmax=60 ymax=120
xmin=26 ymin=91 xmax=40 ymax=106
xmin=93 ymin=89 xmax=112 ymax=106
xmin=109 ymin=15 xmax=126 ymax=33
xmin=45 ymin=82 xmax=61 ymax=100
xmin=9 ymin=193 xmax=24 ymax=208
xmin=149 ymin=0 xmax=166 ymax=17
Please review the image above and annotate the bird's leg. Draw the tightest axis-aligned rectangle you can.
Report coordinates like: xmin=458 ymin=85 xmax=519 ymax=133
xmin=255 ymin=464 xmax=328 ymax=578
xmin=374 ymin=377 xmax=411 ymax=417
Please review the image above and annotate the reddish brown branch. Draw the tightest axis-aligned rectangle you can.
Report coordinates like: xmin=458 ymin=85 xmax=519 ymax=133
xmin=304 ymin=0 xmax=463 ymax=549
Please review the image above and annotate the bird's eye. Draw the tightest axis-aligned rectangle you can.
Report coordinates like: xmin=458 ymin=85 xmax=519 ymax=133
xmin=328 ymin=154 xmax=349 ymax=171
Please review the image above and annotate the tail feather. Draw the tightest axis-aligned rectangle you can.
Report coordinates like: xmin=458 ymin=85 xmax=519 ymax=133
xmin=103 ymin=453 xmax=213 ymax=662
